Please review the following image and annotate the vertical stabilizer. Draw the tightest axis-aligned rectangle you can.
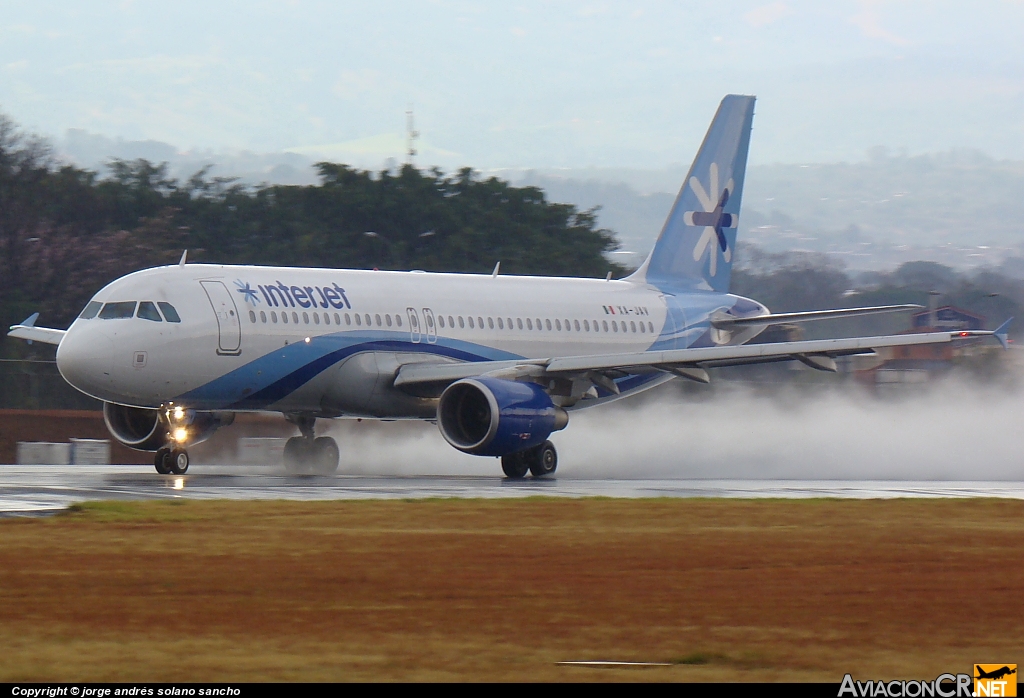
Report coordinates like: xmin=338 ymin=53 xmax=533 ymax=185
xmin=629 ymin=95 xmax=755 ymax=292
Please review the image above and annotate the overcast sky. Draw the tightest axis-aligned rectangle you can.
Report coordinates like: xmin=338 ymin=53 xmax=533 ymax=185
xmin=2 ymin=1 xmax=1023 ymax=170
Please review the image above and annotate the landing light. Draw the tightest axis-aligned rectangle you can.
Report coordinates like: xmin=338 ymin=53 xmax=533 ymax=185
xmin=173 ymin=427 xmax=189 ymax=443
xmin=173 ymin=406 xmax=185 ymax=421
xmin=173 ymin=478 xmax=184 ymax=490
xmin=304 ymin=337 xmax=311 ymax=344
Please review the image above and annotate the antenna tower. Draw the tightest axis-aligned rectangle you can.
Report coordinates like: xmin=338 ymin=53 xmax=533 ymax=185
xmin=406 ymin=105 xmax=419 ymax=165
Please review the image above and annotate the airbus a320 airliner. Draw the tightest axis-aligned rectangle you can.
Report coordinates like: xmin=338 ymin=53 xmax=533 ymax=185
xmin=9 ymin=95 xmax=1010 ymax=477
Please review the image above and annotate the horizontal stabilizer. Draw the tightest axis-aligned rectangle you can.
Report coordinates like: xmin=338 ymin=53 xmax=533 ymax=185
xmin=8 ymin=317 xmax=66 ymax=346
xmin=712 ymin=304 xmax=922 ymax=328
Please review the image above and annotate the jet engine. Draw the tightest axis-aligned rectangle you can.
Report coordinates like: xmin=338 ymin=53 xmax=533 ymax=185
xmin=102 ymin=402 xmax=234 ymax=451
xmin=437 ymin=377 xmax=568 ymax=457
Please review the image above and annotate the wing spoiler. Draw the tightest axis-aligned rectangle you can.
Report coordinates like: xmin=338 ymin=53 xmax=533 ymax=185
xmin=394 ymin=324 xmax=1010 ymax=389
xmin=7 ymin=313 xmax=67 ymax=346
xmin=712 ymin=304 xmax=922 ymax=328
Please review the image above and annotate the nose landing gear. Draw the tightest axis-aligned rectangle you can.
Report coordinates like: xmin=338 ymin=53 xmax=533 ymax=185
xmin=154 ymin=447 xmax=189 ymax=475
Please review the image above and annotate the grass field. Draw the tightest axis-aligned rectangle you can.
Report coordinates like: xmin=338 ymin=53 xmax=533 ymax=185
xmin=0 ymin=497 xmax=1021 ymax=682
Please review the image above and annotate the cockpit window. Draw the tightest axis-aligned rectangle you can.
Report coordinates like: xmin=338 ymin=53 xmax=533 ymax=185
xmin=158 ymin=302 xmax=181 ymax=323
xmin=79 ymin=301 xmax=102 ymax=319
xmin=137 ymin=301 xmax=163 ymax=322
xmin=98 ymin=301 xmax=137 ymax=319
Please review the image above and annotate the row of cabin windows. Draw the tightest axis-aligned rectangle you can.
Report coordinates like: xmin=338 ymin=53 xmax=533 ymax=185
xmin=79 ymin=300 xmax=181 ymax=323
xmin=248 ymin=309 xmax=655 ymax=335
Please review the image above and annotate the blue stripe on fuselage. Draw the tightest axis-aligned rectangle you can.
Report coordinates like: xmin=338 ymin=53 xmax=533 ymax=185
xmin=177 ymin=331 xmax=522 ymax=410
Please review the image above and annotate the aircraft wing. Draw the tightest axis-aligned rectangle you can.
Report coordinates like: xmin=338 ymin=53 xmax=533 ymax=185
xmin=7 ymin=313 xmax=67 ymax=346
xmin=394 ymin=324 xmax=1010 ymax=392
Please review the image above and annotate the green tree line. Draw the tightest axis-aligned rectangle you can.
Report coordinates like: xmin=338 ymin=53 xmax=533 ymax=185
xmin=0 ymin=113 xmax=624 ymax=356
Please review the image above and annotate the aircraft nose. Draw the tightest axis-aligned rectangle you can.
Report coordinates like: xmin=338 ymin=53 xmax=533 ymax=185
xmin=56 ymin=325 xmax=114 ymax=399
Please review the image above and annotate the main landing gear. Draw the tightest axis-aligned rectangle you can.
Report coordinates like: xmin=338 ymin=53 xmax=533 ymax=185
xmin=501 ymin=440 xmax=557 ymax=479
xmin=283 ymin=414 xmax=339 ymax=475
xmin=154 ymin=447 xmax=189 ymax=475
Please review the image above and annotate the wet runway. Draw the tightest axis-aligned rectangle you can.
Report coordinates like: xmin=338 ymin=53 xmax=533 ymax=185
xmin=2 ymin=464 xmax=1024 ymax=515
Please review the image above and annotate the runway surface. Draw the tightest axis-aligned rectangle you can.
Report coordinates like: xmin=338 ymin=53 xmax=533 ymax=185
xmin=2 ymin=464 xmax=1024 ymax=515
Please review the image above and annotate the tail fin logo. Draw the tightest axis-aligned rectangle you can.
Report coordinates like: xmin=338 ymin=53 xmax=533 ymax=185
xmin=684 ymin=162 xmax=737 ymax=277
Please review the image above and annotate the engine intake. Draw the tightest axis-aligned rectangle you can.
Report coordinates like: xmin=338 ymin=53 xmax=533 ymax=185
xmin=437 ymin=377 xmax=568 ymax=456
xmin=103 ymin=402 xmax=234 ymax=452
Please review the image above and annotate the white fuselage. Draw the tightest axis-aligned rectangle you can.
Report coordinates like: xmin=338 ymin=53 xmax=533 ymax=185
xmin=55 ymin=264 xmax=766 ymax=417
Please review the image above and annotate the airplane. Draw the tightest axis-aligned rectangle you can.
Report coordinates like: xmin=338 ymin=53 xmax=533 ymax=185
xmin=8 ymin=94 xmax=1011 ymax=477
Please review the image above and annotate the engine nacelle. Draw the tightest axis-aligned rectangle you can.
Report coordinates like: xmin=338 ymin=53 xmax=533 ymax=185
xmin=437 ymin=377 xmax=568 ymax=457
xmin=103 ymin=402 xmax=234 ymax=452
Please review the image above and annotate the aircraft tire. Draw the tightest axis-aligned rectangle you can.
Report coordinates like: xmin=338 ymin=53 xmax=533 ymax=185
xmin=283 ymin=437 xmax=308 ymax=474
xmin=154 ymin=448 xmax=172 ymax=475
xmin=313 ymin=437 xmax=339 ymax=475
xmin=169 ymin=449 xmax=189 ymax=475
xmin=501 ymin=452 xmax=529 ymax=479
xmin=528 ymin=441 xmax=557 ymax=478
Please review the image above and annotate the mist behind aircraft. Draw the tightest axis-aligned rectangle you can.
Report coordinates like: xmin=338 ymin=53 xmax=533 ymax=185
xmin=321 ymin=374 xmax=1024 ymax=481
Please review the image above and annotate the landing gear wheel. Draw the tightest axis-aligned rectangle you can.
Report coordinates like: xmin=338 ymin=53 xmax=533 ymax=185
xmin=154 ymin=448 xmax=172 ymax=475
xmin=169 ymin=449 xmax=189 ymax=475
xmin=313 ymin=437 xmax=339 ymax=475
xmin=528 ymin=440 xmax=557 ymax=478
xmin=501 ymin=451 xmax=529 ymax=479
xmin=283 ymin=437 xmax=310 ymax=474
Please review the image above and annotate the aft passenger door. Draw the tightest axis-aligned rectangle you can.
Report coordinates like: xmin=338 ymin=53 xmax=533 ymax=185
xmin=406 ymin=307 xmax=421 ymax=344
xmin=200 ymin=280 xmax=242 ymax=355
xmin=422 ymin=308 xmax=437 ymax=344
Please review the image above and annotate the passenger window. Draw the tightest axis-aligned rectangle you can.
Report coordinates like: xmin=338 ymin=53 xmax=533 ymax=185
xmin=99 ymin=302 xmax=137 ymax=319
xmin=386 ymin=314 xmax=393 ymax=327
xmin=249 ymin=310 xmax=257 ymax=323
xmin=293 ymin=312 xmax=300 ymax=324
xmin=271 ymin=311 xmax=278 ymax=323
xmin=546 ymin=319 xmax=552 ymax=331
xmin=574 ymin=320 xmax=581 ymax=331
xmin=79 ymin=301 xmax=102 ymax=319
xmin=323 ymin=313 xmax=330 ymax=325
xmin=448 ymin=315 xmax=454 ymax=327
xmin=649 ymin=321 xmax=654 ymax=333
xmin=364 ymin=314 xmax=371 ymax=326
xmin=438 ymin=316 xmax=445 ymax=328
xmin=345 ymin=313 xmax=351 ymax=325
xmin=157 ymin=302 xmax=181 ymax=323
xmin=612 ymin=321 xmax=618 ymax=333
xmin=478 ymin=317 xmax=483 ymax=329
xmin=555 ymin=319 xmax=562 ymax=331
xmin=282 ymin=312 xmax=289 ymax=324
xmin=261 ymin=311 xmax=267 ymax=323
xmin=396 ymin=315 xmax=402 ymax=327
xmin=630 ymin=321 xmax=636 ymax=333
xmin=334 ymin=313 xmax=341 ymax=324
xmin=468 ymin=317 xmax=475 ymax=329
xmin=488 ymin=317 xmax=494 ymax=329
xmin=458 ymin=316 xmax=465 ymax=329
xmin=303 ymin=312 xmax=310 ymax=324
xmin=535 ymin=318 xmax=542 ymax=330
xmin=603 ymin=321 xmax=609 ymax=332
xmin=137 ymin=301 xmax=163 ymax=322
xmin=355 ymin=314 xmax=361 ymax=326
xmin=526 ymin=318 xmax=532 ymax=330
xmin=376 ymin=314 xmax=382 ymax=327
xmin=313 ymin=313 xmax=319 ymax=325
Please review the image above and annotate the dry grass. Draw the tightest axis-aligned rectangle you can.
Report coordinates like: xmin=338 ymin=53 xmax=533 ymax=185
xmin=0 ymin=497 xmax=1021 ymax=681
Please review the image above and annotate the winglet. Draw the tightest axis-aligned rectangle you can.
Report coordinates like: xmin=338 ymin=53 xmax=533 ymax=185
xmin=994 ymin=317 xmax=1012 ymax=350
xmin=179 ymin=249 xmax=188 ymax=267
xmin=492 ymin=261 xmax=500 ymax=278
xmin=21 ymin=312 xmax=39 ymax=328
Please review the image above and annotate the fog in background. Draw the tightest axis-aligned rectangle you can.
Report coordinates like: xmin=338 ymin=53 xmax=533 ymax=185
xmin=317 ymin=373 xmax=1024 ymax=481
